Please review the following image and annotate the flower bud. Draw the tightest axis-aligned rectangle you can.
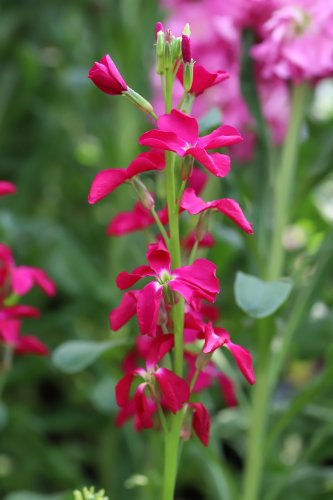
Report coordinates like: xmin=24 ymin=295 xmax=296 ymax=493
xmin=183 ymin=61 xmax=194 ymax=93
xmin=182 ymin=23 xmax=191 ymax=37
xmin=181 ymin=156 xmax=194 ymax=180
xmin=131 ymin=177 xmax=155 ymax=211
xmin=196 ymin=352 xmax=212 ymax=371
xmin=124 ymin=87 xmax=155 ymax=115
xmin=164 ymin=42 xmax=172 ymax=70
xmin=156 ymin=30 xmax=165 ymax=75
xmin=172 ymin=37 xmax=182 ymax=60
xmin=181 ymin=34 xmax=192 ymax=64
xmin=155 ymin=21 xmax=164 ymax=41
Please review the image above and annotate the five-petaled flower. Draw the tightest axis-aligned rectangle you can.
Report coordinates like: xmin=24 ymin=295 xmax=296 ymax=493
xmin=139 ymin=109 xmax=243 ymax=178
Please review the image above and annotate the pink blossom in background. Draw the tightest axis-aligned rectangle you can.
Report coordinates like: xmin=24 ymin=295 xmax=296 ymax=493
xmin=0 ymin=181 xmax=16 ymax=196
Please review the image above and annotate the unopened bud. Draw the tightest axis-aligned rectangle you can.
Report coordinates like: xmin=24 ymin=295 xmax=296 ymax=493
xmin=182 ymin=23 xmax=191 ymax=37
xmin=195 ymin=212 xmax=210 ymax=242
xmin=164 ymin=42 xmax=172 ymax=70
xmin=181 ymin=155 xmax=194 ymax=180
xmin=181 ymin=34 xmax=192 ymax=64
xmin=172 ymin=37 xmax=182 ymax=60
xmin=124 ymin=88 xmax=155 ymax=115
xmin=131 ymin=177 xmax=155 ymax=210
xmin=196 ymin=352 xmax=212 ymax=371
xmin=183 ymin=61 xmax=194 ymax=92
xmin=155 ymin=21 xmax=164 ymax=41
xmin=156 ymin=30 xmax=165 ymax=57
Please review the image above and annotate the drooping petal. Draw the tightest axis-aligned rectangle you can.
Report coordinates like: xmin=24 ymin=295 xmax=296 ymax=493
xmin=177 ymin=64 xmax=229 ymax=96
xmin=116 ymin=265 xmax=155 ymax=290
xmin=224 ymin=341 xmax=256 ymax=385
xmin=198 ymin=125 xmax=243 ymax=150
xmin=190 ymin=402 xmax=210 ymax=446
xmin=0 ymin=181 xmax=16 ymax=196
xmin=137 ymin=282 xmax=163 ymax=336
xmin=146 ymin=240 xmax=171 ymax=275
xmin=109 ymin=291 xmax=138 ymax=330
xmin=181 ymin=188 xmax=253 ymax=234
xmin=126 ymin=150 xmax=165 ymax=177
xmin=1 ymin=305 xmax=40 ymax=319
xmin=155 ymin=368 xmax=190 ymax=413
xmin=146 ymin=333 xmax=174 ymax=370
xmin=187 ymin=148 xmax=230 ymax=178
xmin=139 ymin=129 xmax=187 ymax=156
xmin=115 ymin=371 xmax=136 ymax=407
xmin=157 ymin=109 xmax=198 ymax=145
xmin=15 ymin=335 xmax=49 ymax=356
xmin=88 ymin=169 xmax=128 ymax=204
xmin=11 ymin=267 xmax=56 ymax=296
xmin=0 ymin=319 xmax=20 ymax=344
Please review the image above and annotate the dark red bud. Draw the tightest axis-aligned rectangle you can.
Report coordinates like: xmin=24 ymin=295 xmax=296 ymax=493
xmin=181 ymin=34 xmax=192 ymax=63
xmin=155 ymin=21 xmax=165 ymax=40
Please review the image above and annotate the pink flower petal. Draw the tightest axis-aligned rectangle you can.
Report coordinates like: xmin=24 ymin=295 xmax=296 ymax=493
xmin=0 ymin=305 xmax=40 ymax=319
xmin=190 ymin=402 xmax=210 ymax=446
xmin=217 ymin=373 xmax=237 ymax=407
xmin=198 ymin=125 xmax=243 ymax=150
xmin=138 ymin=129 xmax=187 ymax=156
xmin=146 ymin=240 xmax=171 ymax=275
xmin=187 ymin=148 xmax=230 ymax=177
xmin=157 ymin=109 xmax=198 ymax=145
xmin=173 ymin=258 xmax=220 ymax=303
xmin=177 ymin=64 xmax=229 ymax=96
xmin=115 ymin=371 xmax=136 ymax=407
xmin=107 ymin=202 xmax=169 ymax=237
xmin=109 ymin=291 xmax=138 ymax=331
xmin=0 ymin=319 xmax=20 ymax=344
xmin=146 ymin=333 xmax=174 ymax=370
xmin=11 ymin=267 xmax=56 ymax=296
xmin=88 ymin=169 xmax=128 ymax=204
xmin=134 ymin=383 xmax=155 ymax=429
xmin=15 ymin=335 xmax=49 ymax=356
xmin=0 ymin=181 xmax=16 ymax=196
xmin=203 ymin=324 xmax=230 ymax=354
xmin=137 ymin=282 xmax=163 ymax=336
xmin=224 ymin=341 xmax=256 ymax=385
xmin=116 ymin=265 xmax=155 ymax=290
xmin=187 ymin=167 xmax=208 ymax=195
xmin=155 ymin=367 xmax=190 ymax=413
xmin=181 ymin=188 xmax=253 ymax=234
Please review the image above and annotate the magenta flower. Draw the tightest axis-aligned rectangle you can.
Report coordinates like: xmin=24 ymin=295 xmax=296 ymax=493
xmin=203 ymin=323 xmax=255 ymax=385
xmin=182 ymin=231 xmax=215 ymax=251
xmin=107 ymin=202 xmax=169 ymax=237
xmin=181 ymin=188 xmax=253 ymax=234
xmin=116 ymin=241 xmax=219 ymax=336
xmin=0 ymin=318 xmax=48 ymax=356
xmin=115 ymin=334 xmax=190 ymax=418
xmin=139 ymin=109 xmax=243 ymax=177
xmin=0 ymin=181 xmax=16 ymax=196
xmin=88 ymin=54 xmax=128 ymax=95
xmin=109 ymin=290 xmax=139 ymax=331
xmin=177 ymin=64 xmax=229 ymax=96
xmin=88 ymin=151 xmax=165 ymax=204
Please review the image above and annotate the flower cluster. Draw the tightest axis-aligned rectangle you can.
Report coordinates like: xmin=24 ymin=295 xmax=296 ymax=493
xmin=159 ymin=0 xmax=333 ymax=158
xmin=0 ymin=184 xmax=56 ymax=359
xmin=88 ymin=22 xmax=255 ymax=446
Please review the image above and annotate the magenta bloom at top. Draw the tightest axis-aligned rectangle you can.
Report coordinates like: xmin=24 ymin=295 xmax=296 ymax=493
xmin=88 ymin=54 xmax=128 ymax=95
xmin=0 ymin=181 xmax=16 ymax=197
xmin=116 ymin=240 xmax=219 ymax=336
xmin=177 ymin=64 xmax=229 ymax=96
xmin=139 ymin=109 xmax=243 ymax=178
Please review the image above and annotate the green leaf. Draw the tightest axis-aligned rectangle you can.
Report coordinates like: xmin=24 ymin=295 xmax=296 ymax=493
xmin=90 ymin=376 xmax=117 ymax=414
xmin=52 ymin=339 xmax=128 ymax=374
xmin=235 ymin=271 xmax=293 ymax=318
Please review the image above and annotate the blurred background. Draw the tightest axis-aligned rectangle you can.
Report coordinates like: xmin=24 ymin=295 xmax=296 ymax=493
xmin=1 ymin=0 xmax=333 ymax=499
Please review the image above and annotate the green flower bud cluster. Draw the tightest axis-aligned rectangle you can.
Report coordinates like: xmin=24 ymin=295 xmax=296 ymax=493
xmin=156 ymin=29 xmax=182 ymax=75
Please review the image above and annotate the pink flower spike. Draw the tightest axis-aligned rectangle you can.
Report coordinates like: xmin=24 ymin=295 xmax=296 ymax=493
xmin=11 ymin=267 xmax=56 ymax=296
xmin=88 ymin=54 xmax=128 ymax=95
xmin=190 ymin=402 xmax=210 ymax=446
xmin=181 ymin=188 xmax=253 ymax=234
xmin=155 ymin=367 xmax=190 ymax=413
xmin=177 ymin=64 xmax=229 ymax=96
xmin=109 ymin=291 xmax=138 ymax=331
xmin=0 ymin=181 xmax=16 ymax=196
xmin=88 ymin=151 xmax=165 ymax=204
xmin=138 ymin=109 xmax=242 ymax=178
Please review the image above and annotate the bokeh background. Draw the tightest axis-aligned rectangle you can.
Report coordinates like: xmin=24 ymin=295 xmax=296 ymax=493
xmin=1 ymin=0 xmax=333 ymax=499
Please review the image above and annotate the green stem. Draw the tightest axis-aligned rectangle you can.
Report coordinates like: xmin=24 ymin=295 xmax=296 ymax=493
xmin=151 ymin=206 xmax=170 ymax=246
xmin=161 ymin=68 xmax=185 ymax=500
xmin=0 ymin=344 xmax=13 ymax=400
xmin=267 ymin=83 xmax=308 ymax=280
xmin=243 ymin=84 xmax=308 ymax=500
xmin=188 ymin=239 xmax=199 ymax=265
